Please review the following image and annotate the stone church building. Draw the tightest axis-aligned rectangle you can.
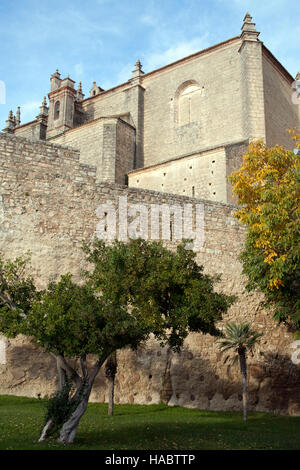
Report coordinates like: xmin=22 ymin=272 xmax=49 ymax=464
xmin=0 ymin=14 xmax=299 ymax=414
xmin=5 ymin=13 xmax=299 ymax=203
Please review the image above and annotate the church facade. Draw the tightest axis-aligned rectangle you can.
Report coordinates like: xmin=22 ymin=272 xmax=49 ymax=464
xmin=4 ymin=13 xmax=299 ymax=204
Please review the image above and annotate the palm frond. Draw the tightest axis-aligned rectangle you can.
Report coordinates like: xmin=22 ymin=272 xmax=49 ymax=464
xmin=217 ymin=321 xmax=263 ymax=355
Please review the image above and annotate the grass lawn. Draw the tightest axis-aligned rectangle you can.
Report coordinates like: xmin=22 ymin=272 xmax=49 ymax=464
xmin=0 ymin=395 xmax=299 ymax=450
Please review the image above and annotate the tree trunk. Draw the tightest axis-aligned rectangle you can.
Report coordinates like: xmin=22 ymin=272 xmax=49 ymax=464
xmin=38 ymin=356 xmax=68 ymax=442
xmin=107 ymin=376 xmax=115 ymax=416
xmin=105 ymin=351 xmax=117 ymax=416
xmin=38 ymin=419 xmax=55 ymax=442
xmin=160 ymin=347 xmax=173 ymax=404
xmin=238 ymin=347 xmax=247 ymax=422
xmin=57 ymin=362 xmax=67 ymax=391
xmin=57 ymin=392 xmax=90 ymax=444
xmin=57 ymin=354 xmax=108 ymax=444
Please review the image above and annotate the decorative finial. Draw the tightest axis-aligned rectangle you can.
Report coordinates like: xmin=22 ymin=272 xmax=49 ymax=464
xmin=243 ymin=12 xmax=252 ymax=22
xmin=15 ymin=107 xmax=21 ymax=126
xmin=241 ymin=12 xmax=259 ymax=40
xmin=3 ymin=109 xmax=16 ymax=133
xmin=37 ymin=96 xmax=48 ymax=120
xmin=40 ymin=96 xmax=48 ymax=110
xmin=131 ymin=59 xmax=144 ymax=82
xmin=51 ymin=68 xmax=61 ymax=78
xmin=76 ymin=81 xmax=85 ymax=101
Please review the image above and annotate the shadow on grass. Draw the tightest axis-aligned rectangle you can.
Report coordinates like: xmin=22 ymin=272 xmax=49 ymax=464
xmin=74 ymin=412 xmax=300 ymax=450
xmin=105 ymin=403 xmax=169 ymax=416
xmin=1 ymin=394 xmax=300 ymax=450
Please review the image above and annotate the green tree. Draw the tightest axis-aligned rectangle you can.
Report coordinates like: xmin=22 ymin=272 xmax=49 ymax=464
xmin=82 ymin=239 xmax=234 ymax=345
xmin=83 ymin=238 xmax=236 ymax=418
xmin=217 ymin=322 xmax=263 ymax=421
xmin=228 ymin=137 xmax=300 ymax=334
xmin=0 ymin=239 xmax=235 ymax=444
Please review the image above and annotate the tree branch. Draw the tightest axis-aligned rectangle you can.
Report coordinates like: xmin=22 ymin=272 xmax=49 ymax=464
xmin=88 ymin=352 xmax=111 ymax=386
xmin=0 ymin=290 xmax=18 ymax=311
xmin=55 ymin=354 xmax=82 ymax=388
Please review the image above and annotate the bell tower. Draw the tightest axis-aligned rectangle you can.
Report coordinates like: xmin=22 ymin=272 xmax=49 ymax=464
xmin=47 ymin=70 xmax=77 ymax=138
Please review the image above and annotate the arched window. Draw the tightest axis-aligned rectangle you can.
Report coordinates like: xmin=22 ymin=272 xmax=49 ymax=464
xmin=54 ymin=101 xmax=60 ymax=120
xmin=175 ymin=81 xmax=202 ymax=126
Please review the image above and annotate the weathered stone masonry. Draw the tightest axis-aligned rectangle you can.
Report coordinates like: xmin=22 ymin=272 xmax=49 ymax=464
xmin=0 ymin=133 xmax=299 ymax=415
xmin=5 ymin=14 xmax=299 ymax=207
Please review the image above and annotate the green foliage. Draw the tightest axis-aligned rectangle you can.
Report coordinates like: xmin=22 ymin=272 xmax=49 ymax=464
xmin=83 ymin=238 xmax=235 ymax=352
xmin=217 ymin=322 xmax=263 ymax=365
xmin=41 ymin=377 xmax=87 ymax=437
xmin=23 ymin=274 xmax=114 ymax=357
xmin=229 ymin=140 xmax=300 ymax=333
xmin=0 ymin=240 xmax=234 ymax=357
xmin=240 ymin=238 xmax=300 ymax=334
xmin=0 ymin=252 xmax=38 ymax=338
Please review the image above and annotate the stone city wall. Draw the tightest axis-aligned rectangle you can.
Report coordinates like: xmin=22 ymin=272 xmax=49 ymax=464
xmin=0 ymin=133 xmax=299 ymax=415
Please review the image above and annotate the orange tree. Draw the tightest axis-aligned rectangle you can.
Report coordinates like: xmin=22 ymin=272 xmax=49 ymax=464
xmin=0 ymin=239 xmax=234 ymax=444
xmin=229 ymin=132 xmax=300 ymax=334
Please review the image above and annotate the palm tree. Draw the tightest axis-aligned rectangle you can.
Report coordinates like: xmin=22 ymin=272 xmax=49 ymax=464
xmin=217 ymin=322 xmax=263 ymax=422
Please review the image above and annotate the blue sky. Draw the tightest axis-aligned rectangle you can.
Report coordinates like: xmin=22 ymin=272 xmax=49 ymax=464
xmin=0 ymin=0 xmax=298 ymax=128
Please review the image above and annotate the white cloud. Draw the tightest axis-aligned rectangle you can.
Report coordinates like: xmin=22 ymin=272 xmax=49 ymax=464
xmin=229 ymin=0 xmax=285 ymax=11
xmin=66 ymin=10 xmax=121 ymax=36
xmin=140 ymin=14 xmax=157 ymax=26
xmin=144 ymin=35 xmax=210 ymax=72
xmin=116 ymin=63 xmax=133 ymax=84
xmin=74 ymin=63 xmax=84 ymax=78
xmin=101 ymin=63 xmax=132 ymax=89
xmin=19 ymin=101 xmax=41 ymax=122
